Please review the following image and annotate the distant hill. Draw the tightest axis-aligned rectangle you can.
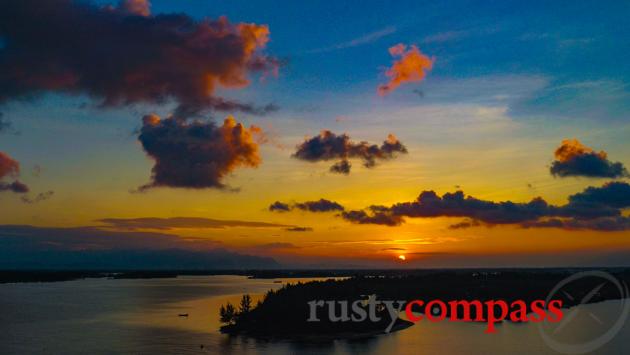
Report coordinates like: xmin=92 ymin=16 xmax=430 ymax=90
xmin=0 ymin=248 xmax=279 ymax=270
xmin=0 ymin=224 xmax=279 ymax=270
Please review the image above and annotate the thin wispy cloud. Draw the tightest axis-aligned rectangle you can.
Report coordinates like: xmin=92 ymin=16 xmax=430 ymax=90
xmin=307 ymin=26 xmax=396 ymax=54
xmin=422 ymin=30 xmax=468 ymax=44
xmin=98 ymin=217 xmax=293 ymax=230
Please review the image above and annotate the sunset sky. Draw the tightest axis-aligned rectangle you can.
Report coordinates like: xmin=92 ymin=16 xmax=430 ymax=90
xmin=1 ymin=0 xmax=629 ymax=268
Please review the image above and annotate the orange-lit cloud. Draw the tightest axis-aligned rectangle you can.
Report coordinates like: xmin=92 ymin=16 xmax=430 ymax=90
xmin=137 ymin=114 xmax=263 ymax=190
xmin=377 ymin=44 xmax=433 ymax=95
xmin=555 ymin=139 xmax=605 ymax=162
xmin=550 ymin=139 xmax=627 ymax=178
xmin=0 ymin=151 xmax=29 ymax=194
xmin=0 ymin=152 xmax=19 ymax=179
xmin=118 ymin=0 xmax=151 ymax=16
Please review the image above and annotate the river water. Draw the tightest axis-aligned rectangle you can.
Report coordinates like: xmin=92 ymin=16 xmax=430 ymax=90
xmin=1 ymin=275 xmax=628 ymax=354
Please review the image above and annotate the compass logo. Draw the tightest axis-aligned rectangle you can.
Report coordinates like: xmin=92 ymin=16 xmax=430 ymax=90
xmin=539 ymin=271 xmax=630 ymax=354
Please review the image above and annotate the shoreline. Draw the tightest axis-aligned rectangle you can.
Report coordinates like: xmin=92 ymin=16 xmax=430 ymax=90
xmin=2 ymin=267 xmax=629 ymax=284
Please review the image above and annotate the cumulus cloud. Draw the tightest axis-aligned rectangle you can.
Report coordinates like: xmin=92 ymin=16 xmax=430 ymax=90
xmin=340 ymin=208 xmax=403 ymax=226
xmin=567 ymin=181 xmax=630 ymax=209
xmin=340 ymin=191 xmax=555 ymax=226
xmin=329 ymin=160 xmax=352 ymax=175
xmin=268 ymin=201 xmax=291 ymax=212
xmin=295 ymin=199 xmax=345 ymax=212
xmin=0 ymin=151 xmax=29 ymax=194
xmin=335 ymin=182 xmax=630 ymax=231
xmin=0 ymin=180 xmax=29 ymax=193
xmin=0 ymin=0 xmax=278 ymax=116
xmin=293 ymin=130 xmax=407 ymax=174
xmin=377 ymin=44 xmax=433 ymax=95
xmin=550 ymin=139 xmax=628 ymax=178
xmin=268 ymin=198 xmax=345 ymax=213
xmin=387 ymin=191 xmax=556 ymax=225
xmin=137 ymin=114 xmax=263 ymax=190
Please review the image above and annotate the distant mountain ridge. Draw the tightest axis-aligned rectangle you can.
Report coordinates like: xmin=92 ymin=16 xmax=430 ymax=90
xmin=0 ymin=224 xmax=279 ymax=270
xmin=0 ymin=248 xmax=280 ymax=270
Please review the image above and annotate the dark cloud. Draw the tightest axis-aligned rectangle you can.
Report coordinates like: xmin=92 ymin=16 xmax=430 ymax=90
xmin=300 ymin=198 xmax=344 ymax=212
xmin=521 ymin=216 xmax=630 ymax=232
xmin=0 ymin=180 xmax=29 ymax=193
xmin=98 ymin=216 xmax=292 ymax=230
xmin=268 ymin=198 xmax=345 ymax=213
xmin=567 ymin=181 xmax=630 ymax=209
xmin=137 ymin=114 xmax=263 ymax=190
xmin=0 ymin=0 xmax=278 ymax=116
xmin=340 ymin=207 xmax=403 ymax=226
xmin=448 ymin=219 xmax=481 ymax=229
xmin=387 ymin=190 xmax=555 ymax=225
xmin=285 ymin=226 xmax=313 ymax=232
xmin=0 ymin=151 xmax=29 ymax=194
xmin=550 ymin=139 xmax=628 ymax=178
xmin=293 ymin=130 xmax=407 ymax=174
xmin=335 ymin=182 xmax=630 ymax=231
xmin=268 ymin=201 xmax=291 ymax=212
xmin=294 ymin=198 xmax=345 ymax=212
xmin=329 ymin=160 xmax=351 ymax=174
xmin=20 ymin=190 xmax=54 ymax=204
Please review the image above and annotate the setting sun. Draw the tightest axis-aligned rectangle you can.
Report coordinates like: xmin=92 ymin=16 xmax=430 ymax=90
xmin=398 ymin=255 xmax=406 ymax=261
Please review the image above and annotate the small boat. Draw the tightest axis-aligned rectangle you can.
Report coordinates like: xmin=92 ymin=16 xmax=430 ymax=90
xmin=178 ymin=313 xmax=189 ymax=317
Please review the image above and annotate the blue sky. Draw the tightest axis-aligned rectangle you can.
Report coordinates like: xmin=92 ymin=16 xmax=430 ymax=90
xmin=115 ymin=0 xmax=630 ymax=121
xmin=6 ymin=0 xmax=629 ymax=125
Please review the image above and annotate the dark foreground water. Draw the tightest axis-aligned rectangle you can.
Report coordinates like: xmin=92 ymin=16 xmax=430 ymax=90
xmin=1 ymin=275 xmax=629 ymax=354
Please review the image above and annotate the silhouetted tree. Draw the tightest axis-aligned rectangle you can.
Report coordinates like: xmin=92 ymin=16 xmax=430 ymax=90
xmin=219 ymin=302 xmax=236 ymax=324
xmin=239 ymin=294 xmax=252 ymax=314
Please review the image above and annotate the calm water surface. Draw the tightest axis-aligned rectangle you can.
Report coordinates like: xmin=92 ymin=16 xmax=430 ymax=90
xmin=1 ymin=275 xmax=628 ymax=354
